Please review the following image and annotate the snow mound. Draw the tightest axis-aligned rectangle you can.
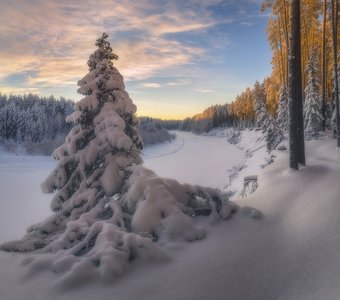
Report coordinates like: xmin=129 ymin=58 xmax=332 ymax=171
xmin=1 ymin=164 xmax=241 ymax=283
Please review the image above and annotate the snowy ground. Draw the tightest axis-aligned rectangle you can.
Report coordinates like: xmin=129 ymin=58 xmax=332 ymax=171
xmin=0 ymin=130 xmax=340 ymax=300
xmin=143 ymin=131 xmax=245 ymax=190
xmin=0 ymin=154 xmax=55 ymax=244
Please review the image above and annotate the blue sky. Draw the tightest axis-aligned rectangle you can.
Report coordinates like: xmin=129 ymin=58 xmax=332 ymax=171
xmin=0 ymin=0 xmax=272 ymax=119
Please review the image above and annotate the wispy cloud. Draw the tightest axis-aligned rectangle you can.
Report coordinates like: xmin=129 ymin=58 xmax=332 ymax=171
xmin=240 ymin=22 xmax=253 ymax=26
xmin=0 ymin=0 xmax=225 ymax=95
xmin=167 ymin=79 xmax=190 ymax=86
xmin=0 ymin=86 xmax=40 ymax=95
xmin=195 ymin=88 xmax=215 ymax=93
xmin=142 ymin=83 xmax=162 ymax=88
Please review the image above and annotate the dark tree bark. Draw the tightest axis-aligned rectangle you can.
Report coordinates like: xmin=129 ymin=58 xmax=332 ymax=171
xmin=331 ymin=0 xmax=340 ymax=147
xmin=289 ymin=0 xmax=305 ymax=169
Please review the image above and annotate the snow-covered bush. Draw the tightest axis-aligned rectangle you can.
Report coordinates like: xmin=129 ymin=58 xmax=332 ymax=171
xmin=0 ymin=34 xmax=239 ymax=283
xmin=23 ymin=137 xmax=66 ymax=155
xmin=227 ymin=128 xmax=241 ymax=144
xmin=139 ymin=121 xmax=175 ymax=146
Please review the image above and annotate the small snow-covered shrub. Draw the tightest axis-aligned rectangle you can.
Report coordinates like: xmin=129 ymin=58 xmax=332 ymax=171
xmin=1 ymin=139 xmax=20 ymax=153
xmin=139 ymin=123 xmax=175 ymax=146
xmin=24 ymin=137 xmax=66 ymax=155
xmin=227 ymin=128 xmax=241 ymax=144
xmin=0 ymin=137 xmax=66 ymax=156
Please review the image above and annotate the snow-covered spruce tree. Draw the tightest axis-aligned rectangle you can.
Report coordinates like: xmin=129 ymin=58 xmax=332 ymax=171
xmin=276 ymin=84 xmax=289 ymax=132
xmin=331 ymin=51 xmax=340 ymax=138
xmin=0 ymin=33 xmax=238 ymax=282
xmin=303 ymin=50 xmax=322 ymax=140
xmin=252 ymin=82 xmax=283 ymax=151
xmin=253 ymin=81 xmax=268 ymax=130
xmin=264 ymin=115 xmax=284 ymax=152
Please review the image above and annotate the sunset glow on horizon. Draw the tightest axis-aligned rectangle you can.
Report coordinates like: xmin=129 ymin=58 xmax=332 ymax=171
xmin=0 ymin=0 xmax=272 ymax=119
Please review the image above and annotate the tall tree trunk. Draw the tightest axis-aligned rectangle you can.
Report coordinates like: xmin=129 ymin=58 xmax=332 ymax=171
xmin=302 ymin=12 xmax=310 ymax=91
xmin=331 ymin=0 xmax=340 ymax=146
xmin=289 ymin=0 xmax=305 ymax=169
xmin=283 ymin=0 xmax=290 ymax=84
xmin=277 ymin=19 xmax=285 ymax=84
xmin=321 ymin=0 xmax=327 ymax=130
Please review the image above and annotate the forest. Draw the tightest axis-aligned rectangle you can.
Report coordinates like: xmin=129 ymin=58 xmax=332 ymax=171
xmin=181 ymin=0 xmax=339 ymax=142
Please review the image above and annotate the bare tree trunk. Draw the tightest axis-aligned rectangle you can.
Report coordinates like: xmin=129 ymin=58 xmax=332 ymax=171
xmin=283 ymin=0 xmax=290 ymax=84
xmin=321 ymin=0 xmax=327 ymax=130
xmin=331 ymin=0 xmax=340 ymax=146
xmin=277 ymin=17 xmax=286 ymax=84
xmin=289 ymin=0 xmax=305 ymax=169
xmin=302 ymin=12 xmax=309 ymax=91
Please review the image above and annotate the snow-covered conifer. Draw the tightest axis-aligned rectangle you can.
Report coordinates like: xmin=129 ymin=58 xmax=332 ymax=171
xmin=0 ymin=34 xmax=238 ymax=282
xmin=276 ymin=84 xmax=289 ymax=131
xmin=253 ymin=81 xmax=268 ymax=130
xmin=264 ymin=115 xmax=284 ymax=152
xmin=303 ymin=50 xmax=322 ymax=140
xmin=5 ymin=100 xmax=18 ymax=139
xmin=331 ymin=51 xmax=340 ymax=137
xmin=252 ymin=81 xmax=283 ymax=151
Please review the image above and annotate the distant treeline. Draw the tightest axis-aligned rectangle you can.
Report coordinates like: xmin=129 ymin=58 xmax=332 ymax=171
xmin=179 ymin=103 xmax=241 ymax=133
xmin=0 ymin=94 xmax=179 ymax=154
xmin=138 ymin=117 xmax=177 ymax=146
xmin=0 ymin=90 xmax=274 ymax=154
xmin=0 ymin=93 xmax=74 ymax=144
xmin=146 ymin=103 xmax=253 ymax=134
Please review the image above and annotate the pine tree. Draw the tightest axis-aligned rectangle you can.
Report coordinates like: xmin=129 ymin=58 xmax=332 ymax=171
xmin=0 ymin=34 xmax=237 ymax=282
xmin=276 ymin=84 xmax=289 ymax=131
xmin=30 ymin=103 xmax=46 ymax=142
xmin=253 ymin=81 xmax=283 ymax=151
xmin=331 ymin=51 xmax=340 ymax=138
xmin=330 ymin=0 xmax=339 ymax=146
xmin=303 ymin=50 xmax=322 ymax=140
xmin=253 ymin=81 xmax=268 ymax=130
xmin=264 ymin=115 xmax=284 ymax=152
xmin=0 ymin=100 xmax=7 ymax=140
xmin=5 ymin=100 xmax=18 ymax=139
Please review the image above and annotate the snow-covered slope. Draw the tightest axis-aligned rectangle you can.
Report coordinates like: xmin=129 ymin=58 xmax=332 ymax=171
xmin=205 ymin=128 xmax=276 ymax=199
xmin=0 ymin=132 xmax=339 ymax=300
